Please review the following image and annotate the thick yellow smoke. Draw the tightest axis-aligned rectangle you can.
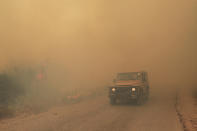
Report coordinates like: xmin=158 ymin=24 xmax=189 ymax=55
xmin=0 ymin=0 xmax=196 ymax=91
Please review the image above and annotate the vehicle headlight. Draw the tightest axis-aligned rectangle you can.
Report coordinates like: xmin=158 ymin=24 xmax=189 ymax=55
xmin=112 ymin=88 xmax=116 ymax=92
xmin=132 ymin=88 xmax=136 ymax=92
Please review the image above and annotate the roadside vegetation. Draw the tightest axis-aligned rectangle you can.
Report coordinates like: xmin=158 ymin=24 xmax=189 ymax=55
xmin=0 ymin=64 xmax=106 ymax=119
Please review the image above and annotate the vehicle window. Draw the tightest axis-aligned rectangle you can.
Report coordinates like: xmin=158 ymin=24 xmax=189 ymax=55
xmin=117 ymin=73 xmax=142 ymax=80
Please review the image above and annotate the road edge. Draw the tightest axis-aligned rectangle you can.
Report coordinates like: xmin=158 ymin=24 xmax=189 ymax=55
xmin=175 ymin=91 xmax=196 ymax=131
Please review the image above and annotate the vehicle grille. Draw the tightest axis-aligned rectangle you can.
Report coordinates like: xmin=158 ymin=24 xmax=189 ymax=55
xmin=116 ymin=87 xmax=131 ymax=93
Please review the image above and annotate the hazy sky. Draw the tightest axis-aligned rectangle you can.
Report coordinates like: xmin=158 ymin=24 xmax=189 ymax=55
xmin=0 ymin=0 xmax=196 ymax=88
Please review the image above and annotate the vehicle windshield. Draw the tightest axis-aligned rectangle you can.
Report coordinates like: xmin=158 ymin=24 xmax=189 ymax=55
xmin=116 ymin=72 xmax=142 ymax=80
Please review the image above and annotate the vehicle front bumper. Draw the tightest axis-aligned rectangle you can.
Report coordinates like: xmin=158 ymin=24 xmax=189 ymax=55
xmin=109 ymin=93 xmax=138 ymax=100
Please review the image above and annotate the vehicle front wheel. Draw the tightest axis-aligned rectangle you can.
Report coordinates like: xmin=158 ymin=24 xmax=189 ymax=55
xmin=110 ymin=98 xmax=116 ymax=105
xmin=136 ymin=94 xmax=144 ymax=105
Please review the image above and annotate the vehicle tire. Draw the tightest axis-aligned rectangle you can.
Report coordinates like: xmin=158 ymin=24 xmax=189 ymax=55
xmin=136 ymin=92 xmax=144 ymax=105
xmin=145 ymin=94 xmax=149 ymax=101
xmin=145 ymin=87 xmax=149 ymax=101
xmin=110 ymin=98 xmax=116 ymax=105
xmin=136 ymin=98 xmax=143 ymax=105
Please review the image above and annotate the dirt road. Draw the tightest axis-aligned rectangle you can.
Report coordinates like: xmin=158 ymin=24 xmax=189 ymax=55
xmin=0 ymin=89 xmax=183 ymax=131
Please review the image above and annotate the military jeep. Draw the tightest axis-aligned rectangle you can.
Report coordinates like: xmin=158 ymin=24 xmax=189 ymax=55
xmin=109 ymin=71 xmax=149 ymax=105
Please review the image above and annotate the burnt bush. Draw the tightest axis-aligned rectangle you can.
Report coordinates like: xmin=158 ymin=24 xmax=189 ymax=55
xmin=0 ymin=74 xmax=24 ymax=105
xmin=0 ymin=73 xmax=24 ymax=117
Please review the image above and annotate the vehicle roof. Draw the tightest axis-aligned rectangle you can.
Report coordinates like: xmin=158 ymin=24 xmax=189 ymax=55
xmin=117 ymin=71 xmax=147 ymax=74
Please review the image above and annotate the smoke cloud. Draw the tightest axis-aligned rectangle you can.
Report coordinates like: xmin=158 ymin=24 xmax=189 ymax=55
xmin=0 ymin=0 xmax=196 ymax=91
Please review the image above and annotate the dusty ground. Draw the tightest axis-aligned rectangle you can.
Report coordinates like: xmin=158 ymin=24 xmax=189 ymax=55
xmin=0 ymin=89 xmax=183 ymax=131
xmin=177 ymin=89 xmax=197 ymax=131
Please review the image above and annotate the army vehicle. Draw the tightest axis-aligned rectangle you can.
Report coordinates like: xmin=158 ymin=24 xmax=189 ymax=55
xmin=109 ymin=71 xmax=149 ymax=105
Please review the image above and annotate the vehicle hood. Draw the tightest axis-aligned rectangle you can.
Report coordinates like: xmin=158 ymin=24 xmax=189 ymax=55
xmin=114 ymin=80 xmax=143 ymax=86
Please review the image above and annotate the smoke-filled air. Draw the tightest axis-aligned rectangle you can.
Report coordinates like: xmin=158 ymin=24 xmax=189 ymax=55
xmin=0 ymin=0 xmax=196 ymax=130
